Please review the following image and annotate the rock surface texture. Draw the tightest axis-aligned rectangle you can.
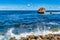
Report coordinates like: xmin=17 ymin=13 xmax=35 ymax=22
xmin=9 ymin=34 xmax=60 ymax=40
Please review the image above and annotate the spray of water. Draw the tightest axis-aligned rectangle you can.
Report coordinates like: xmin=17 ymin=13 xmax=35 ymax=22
xmin=0 ymin=22 xmax=60 ymax=40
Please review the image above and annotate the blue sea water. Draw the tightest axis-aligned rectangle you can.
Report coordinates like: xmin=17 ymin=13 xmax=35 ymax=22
xmin=0 ymin=10 xmax=60 ymax=34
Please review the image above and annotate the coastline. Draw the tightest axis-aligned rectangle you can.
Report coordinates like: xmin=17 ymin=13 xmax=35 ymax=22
xmin=9 ymin=34 xmax=60 ymax=40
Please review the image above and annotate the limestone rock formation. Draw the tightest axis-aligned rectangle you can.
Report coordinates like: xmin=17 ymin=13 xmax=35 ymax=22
xmin=38 ymin=8 xmax=46 ymax=14
xmin=9 ymin=37 xmax=16 ymax=40
xmin=10 ymin=34 xmax=60 ymax=40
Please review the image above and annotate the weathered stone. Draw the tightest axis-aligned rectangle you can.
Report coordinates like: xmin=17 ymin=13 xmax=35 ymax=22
xmin=28 ymin=35 xmax=35 ymax=39
xmin=10 ymin=37 xmax=16 ymax=40
xmin=20 ymin=37 xmax=26 ymax=40
xmin=38 ymin=8 xmax=46 ymax=14
xmin=37 ymin=36 xmax=43 ymax=40
xmin=10 ymin=34 xmax=60 ymax=40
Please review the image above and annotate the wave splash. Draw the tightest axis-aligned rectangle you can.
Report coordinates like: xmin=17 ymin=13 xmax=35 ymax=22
xmin=0 ymin=26 xmax=60 ymax=40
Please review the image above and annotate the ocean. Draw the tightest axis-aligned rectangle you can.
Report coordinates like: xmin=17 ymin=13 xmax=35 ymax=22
xmin=0 ymin=10 xmax=60 ymax=40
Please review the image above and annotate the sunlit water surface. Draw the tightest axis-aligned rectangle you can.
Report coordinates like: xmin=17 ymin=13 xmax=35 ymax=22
xmin=0 ymin=11 xmax=60 ymax=40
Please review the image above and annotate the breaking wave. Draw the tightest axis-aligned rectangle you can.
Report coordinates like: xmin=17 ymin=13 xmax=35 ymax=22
xmin=0 ymin=26 xmax=60 ymax=40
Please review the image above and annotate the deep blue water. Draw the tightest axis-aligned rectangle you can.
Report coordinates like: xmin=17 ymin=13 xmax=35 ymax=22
xmin=0 ymin=10 xmax=60 ymax=34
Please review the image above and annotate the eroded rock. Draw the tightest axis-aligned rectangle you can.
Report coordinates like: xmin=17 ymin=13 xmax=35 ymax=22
xmin=9 ymin=37 xmax=16 ymax=40
xmin=10 ymin=34 xmax=60 ymax=40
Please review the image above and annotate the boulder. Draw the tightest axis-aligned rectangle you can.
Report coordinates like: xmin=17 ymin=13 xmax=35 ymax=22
xmin=37 ymin=36 xmax=43 ymax=40
xmin=20 ymin=34 xmax=60 ymax=40
xmin=9 ymin=37 xmax=16 ymax=40
xmin=38 ymin=8 xmax=46 ymax=14
xmin=20 ymin=37 xmax=26 ymax=40
xmin=28 ymin=35 xmax=35 ymax=39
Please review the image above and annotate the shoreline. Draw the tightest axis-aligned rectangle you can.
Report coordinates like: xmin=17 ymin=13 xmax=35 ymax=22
xmin=9 ymin=34 xmax=60 ymax=40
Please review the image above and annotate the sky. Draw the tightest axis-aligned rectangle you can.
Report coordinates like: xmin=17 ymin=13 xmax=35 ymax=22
xmin=0 ymin=0 xmax=60 ymax=10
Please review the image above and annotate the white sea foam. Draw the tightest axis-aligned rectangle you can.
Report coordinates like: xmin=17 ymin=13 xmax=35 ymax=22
xmin=47 ymin=22 xmax=59 ymax=25
xmin=0 ymin=27 xmax=60 ymax=40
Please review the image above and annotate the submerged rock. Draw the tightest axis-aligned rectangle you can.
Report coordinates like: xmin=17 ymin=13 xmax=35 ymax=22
xmin=9 ymin=37 xmax=16 ymax=40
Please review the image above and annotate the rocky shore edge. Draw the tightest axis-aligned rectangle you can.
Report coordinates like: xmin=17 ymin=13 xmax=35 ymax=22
xmin=10 ymin=34 xmax=60 ymax=40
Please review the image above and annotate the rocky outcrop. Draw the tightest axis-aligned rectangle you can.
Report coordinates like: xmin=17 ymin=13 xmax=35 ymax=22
xmin=9 ymin=37 xmax=16 ymax=40
xmin=38 ymin=8 xmax=46 ymax=14
xmin=9 ymin=34 xmax=60 ymax=40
